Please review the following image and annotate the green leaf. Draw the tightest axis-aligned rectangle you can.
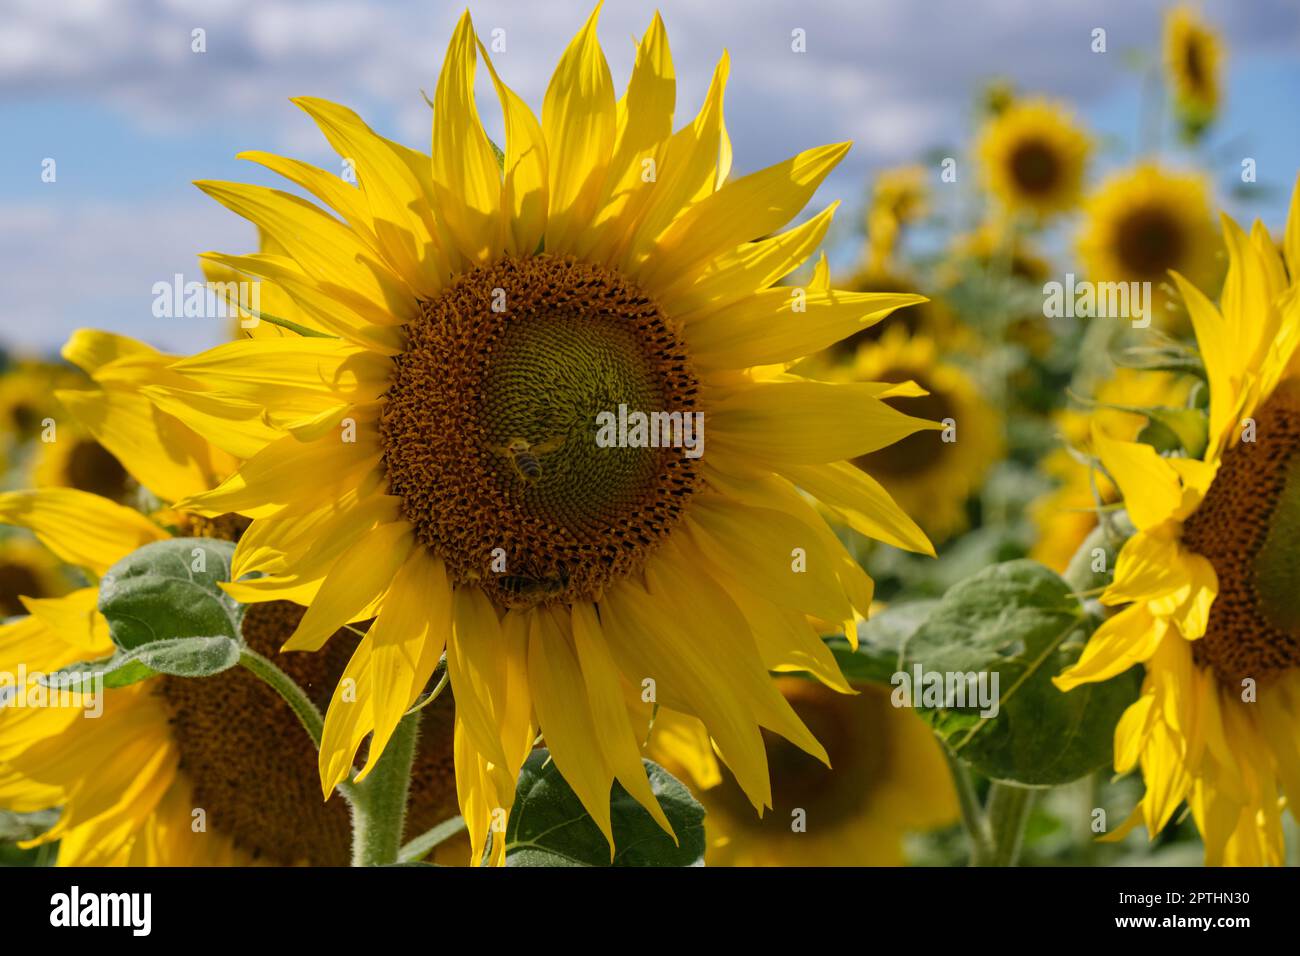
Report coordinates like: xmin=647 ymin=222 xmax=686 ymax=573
xmin=901 ymin=560 xmax=1140 ymax=786
xmin=827 ymin=600 xmax=939 ymax=685
xmin=98 ymin=538 xmax=242 ymax=650
xmin=0 ymin=808 xmax=58 ymax=842
xmin=505 ymin=751 xmax=705 ymax=867
xmin=42 ymin=635 xmax=243 ymax=690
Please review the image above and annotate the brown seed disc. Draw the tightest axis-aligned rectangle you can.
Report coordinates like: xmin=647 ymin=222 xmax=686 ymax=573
xmin=156 ymin=601 xmax=458 ymax=865
xmin=853 ymin=368 xmax=954 ymax=480
xmin=1183 ymin=379 xmax=1300 ymax=684
xmin=708 ymin=681 xmax=892 ymax=831
xmin=173 ymin=512 xmax=253 ymax=544
xmin=381 ymin=254 xmax=701 ymax=610
xmin=0 ymin=561 xmax=44 ymax=617
xmin=1114 ymin=206 xmax=1186 ymax=280
xmin=64 ymin=438 xmax=130 ymax=502
xmin=1009 ymin=138 xmax=1063 ymax=196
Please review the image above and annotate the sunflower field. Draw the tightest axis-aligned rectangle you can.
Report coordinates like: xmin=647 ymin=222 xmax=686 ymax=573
xmin=1 ymin=1 xmax=1297 ymax=892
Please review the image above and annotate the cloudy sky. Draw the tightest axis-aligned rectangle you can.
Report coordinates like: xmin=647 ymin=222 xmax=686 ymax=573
xmin=2 ymin=0 xmax=1297 ymax=355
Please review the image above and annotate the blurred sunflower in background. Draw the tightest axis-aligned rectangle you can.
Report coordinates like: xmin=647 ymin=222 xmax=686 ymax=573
xmin=1164 ymin=5 xmax=1223 ymax=140
xmin=0 ymin=488 xmax=461 ymax=866
xmin=0 ymin=534 xmax=69 ymax=618
xmin=841 ymin=329 xmax=1002 ymax=541
xmin=976 ymin=98 xmax=1091 ymax=220
xmin=865 ymin=165 xmax=929 ymax=275
xmin=1077 ymin=164 xmax=1222 ymax=322
xmin=651 ymin=677 xmax=957 ymax=865
xmin=134 ymin=8 xmax=939 ymax=866
xmin=1056 ymin=181 xmax=1300 ymax=864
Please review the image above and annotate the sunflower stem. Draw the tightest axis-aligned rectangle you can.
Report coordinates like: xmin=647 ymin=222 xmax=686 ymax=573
xmin=984 ymin=782 xmax=1035 ymax=866
xmin=238 ymin=648 xmax=324 ymax=748
xmin=941 ymin=745 xmax=993 ymax=865
xmin=347 ymin=711 xmax=421 ymax=867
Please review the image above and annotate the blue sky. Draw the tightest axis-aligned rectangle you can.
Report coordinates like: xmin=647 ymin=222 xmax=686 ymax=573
xmin=1 ymin=0 xmax=1297 ymax=356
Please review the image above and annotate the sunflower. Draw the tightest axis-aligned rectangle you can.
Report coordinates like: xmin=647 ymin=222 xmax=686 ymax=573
xmin=1077 ymin=163 xmax=1222 ymax=322
xmin=820 ymin=267 xmax=964 ymax=358
xmin=31 ymin=420 xmax=133 ymax=505
xmin=829 ymin=328 xmax=1002 ymax=542
xmin=1054 ymin=177 xmax=1300 ymax=864
xmin=864 ymin=165 xmax=928 ymax=274
xmin=0 ymin=361 xmax=62 ymax=448
xmin=1031 ymin=369 xmax=1192 ymax=572
xmin=0 ymin=534 xmax=70 ymax=618
xmin=0 ymin=488 xmax=461 ymax=865
xmin=976 ymin=98 xmax=1090 ymax=219
xmin=650 ymin=677 xmax=957 ymax=865
xmin=128 ymin=8 xmax=940 ymax=865
xmin=1164 ymin=5 xmax=1223 ymax=139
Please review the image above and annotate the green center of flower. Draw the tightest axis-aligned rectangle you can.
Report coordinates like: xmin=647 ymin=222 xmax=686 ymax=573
xmin=1009 ymin=139 xmax=1062 ymax=196
xmin=1183 ymin=378 xmax=1300 ymax=684
xmin=1114 ymin=206 xmax=1185 ymax=280
xmin=710 ymin=681 xmax=890 ymax=832
xmin=854 ymin=368 xmax=954 ymax=480
xmin=156 ymin=601 xmax=459 ymax=866
xmin=382 ymin=254 xmax=701 ymax=610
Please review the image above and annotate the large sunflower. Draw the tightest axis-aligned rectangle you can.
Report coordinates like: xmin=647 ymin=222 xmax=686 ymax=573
xmin=1054 ymin=178 xmax=1300 ymax=864
xmin=133 ymin=8 xmax=939 ymax=865
xmin=1077 ymin=163 xmax=1222 ymax=320
xmin=0 ymin=488 xmax=460 ymax=865
xmin=976 ymin=98 xmax=1090 ymax=219
xmin=650 ymin=677 xmax=957 ymax=865
xmin=1164 ymin=5 xmax=1223 ymax=139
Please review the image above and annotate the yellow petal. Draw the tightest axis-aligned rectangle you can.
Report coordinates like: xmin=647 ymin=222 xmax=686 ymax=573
xmin=479 ymin=37 xmax=548 ymax=256
xmin=0 ymin=489 xmax=165 ymax=577
xmin=1091 ymin=425 xmax=1184 ymax=530
xmin=527 ymin=606 xmax=617 ymax=845
xmin=542 ymin=5 xmax=616 ymax=254
xmin=280 ymin=521 xmax=413 ymax=652
xmin=358 ymin=550 xmax=451 ymax=779
xmin=640 ymin=142 xmax=850 ymax=289
xmin=1054 ymin=604 xmax=1165 ymax=691
xmin=432 ymin=13 xmax=504 ymax=265
xmin=709 ymin=379 xmax=940 ymax=466
xmin=780 ymin=461 xmax=934 ymax=556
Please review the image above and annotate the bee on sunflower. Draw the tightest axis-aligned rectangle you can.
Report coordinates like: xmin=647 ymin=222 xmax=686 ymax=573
xmin=976 ymin=98 xmax=1091 ymax=220
xmin=1055 ymin=176 xmax=1300 ymax=865
xmin=127 ymin=8 xmax=939 ymax=865
xmin=1163 ymin=5 xmax=1223 ymax=140
xmin=649 ymin=676 xmax=957 ymax=866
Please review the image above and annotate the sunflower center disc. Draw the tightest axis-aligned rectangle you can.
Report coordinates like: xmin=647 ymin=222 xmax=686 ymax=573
xmin=711 ymin=682 xmax=890 ymax=831
xmin=1183 ymin=379 xmax=1300 ymax=684
xmin=854 ymin=367 xmax=953 ymax=479
xmin=1115 ymin=206 xmax=1185 ymax=279
xmin=382 ymin=254 xmax=701 ymax=609
xmin=1009 ymin=139 xmax=1061 ymax=195
xmin=156 ymin=601 xmax=458 ymax=865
